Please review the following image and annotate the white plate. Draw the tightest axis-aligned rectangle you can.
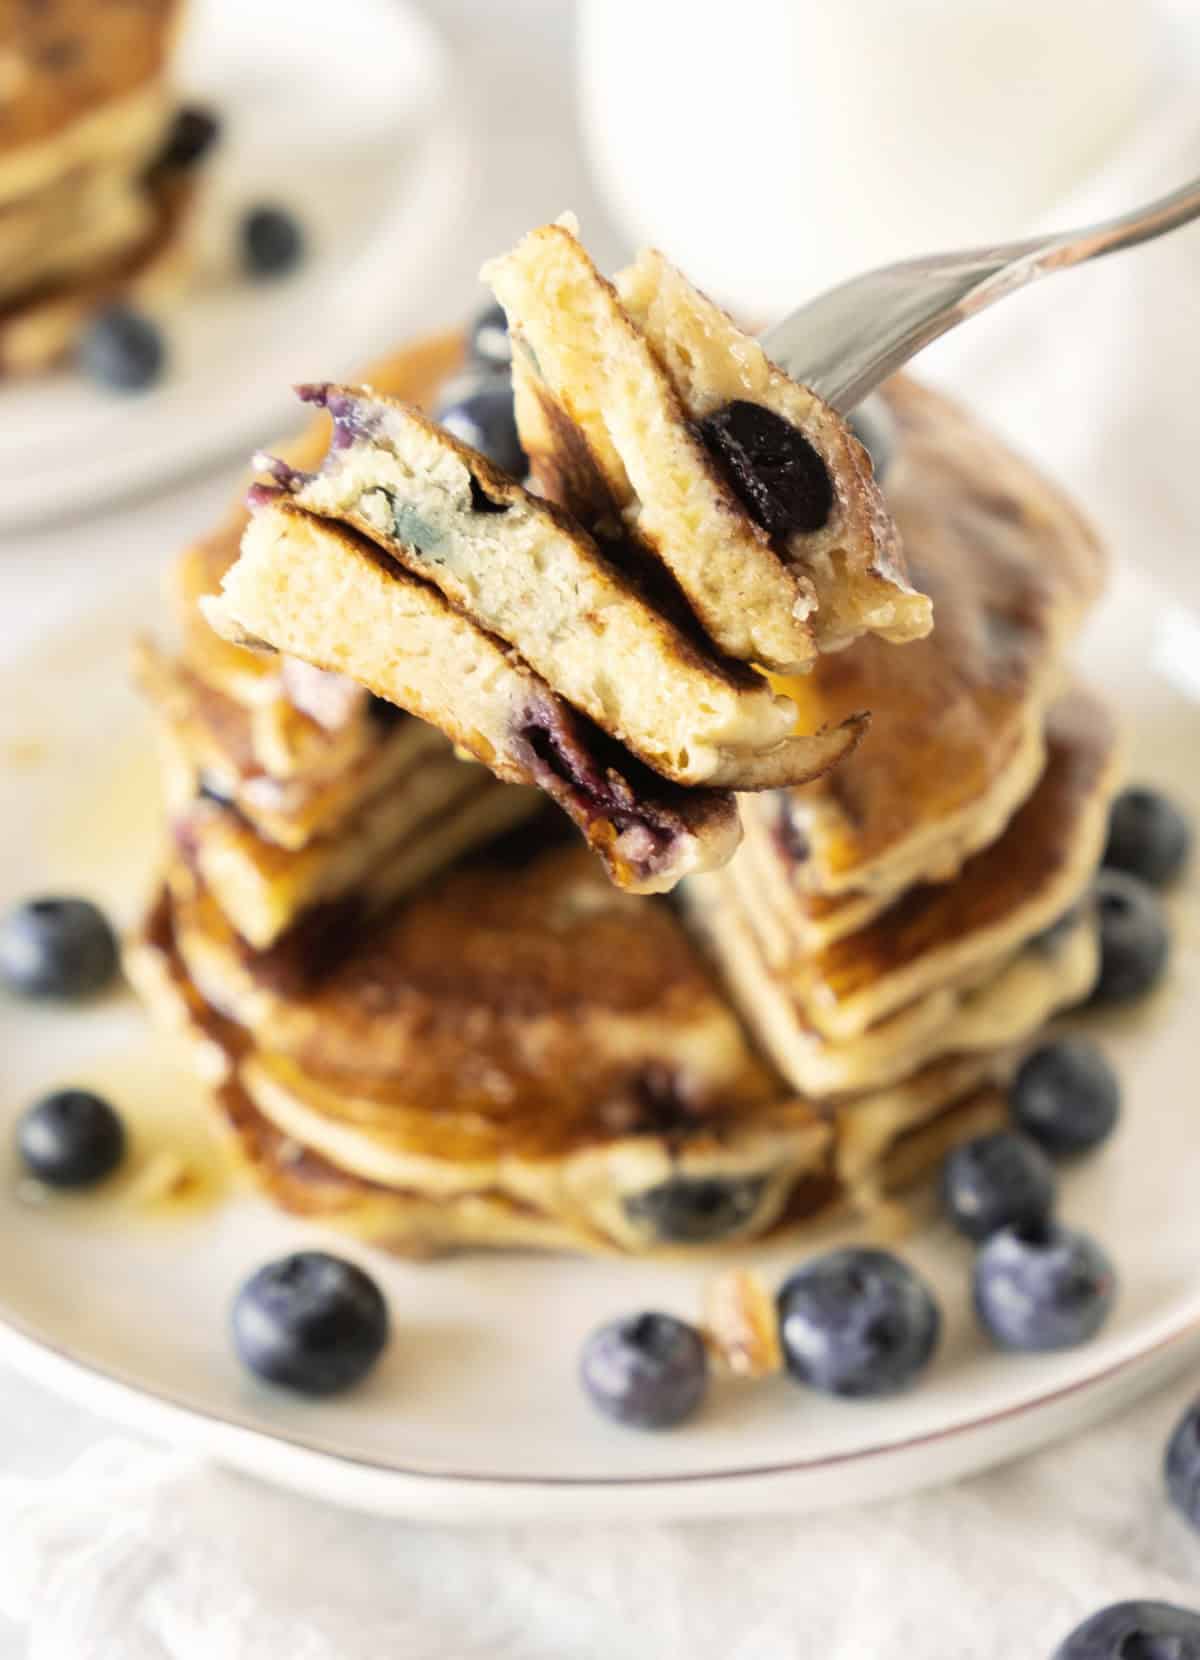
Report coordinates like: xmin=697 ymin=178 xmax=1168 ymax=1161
xmin=0 ymin=562 xmax=1196 ymax=1524
xmin=0 ymin=0 xmax=470 ymax=531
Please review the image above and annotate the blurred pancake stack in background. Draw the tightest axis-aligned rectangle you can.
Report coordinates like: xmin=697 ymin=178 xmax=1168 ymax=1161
xmin=0 ymin=0 xmax=216 ymax=374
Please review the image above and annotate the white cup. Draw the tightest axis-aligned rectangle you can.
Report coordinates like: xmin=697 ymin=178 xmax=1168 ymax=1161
xmin=577 ymin=0 xmax=1157 ymax=319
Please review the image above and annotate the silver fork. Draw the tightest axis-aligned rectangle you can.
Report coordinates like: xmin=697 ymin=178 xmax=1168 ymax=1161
xmin=760 ymin=172 xmax=1200 ymax=412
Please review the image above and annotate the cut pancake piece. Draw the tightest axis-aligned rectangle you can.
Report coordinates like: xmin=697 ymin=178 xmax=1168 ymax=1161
xmin=204 ymin=501 xmax=741 ymax=892
xmin=485 ymin=217 xmax=926 ymax=671
xmin=254 ymin=385 xmax=863 ymax=791
xmin=761 ymin=377 xmax=1108 ymax=902
xmin=686 ymin=687 xmax=1120 ymax=1046
xmin=168 ymin=751 xmax=538 ymax=950
xmin=685 ymin=880 xmax=1097 ymax=1097
xmin=132 ymin=853 xmax=835 ymax=1254
xmin=170 ymin=329 xmax=466 ymax=724
xmin=615 ymin=245 xmax=931 ymax=652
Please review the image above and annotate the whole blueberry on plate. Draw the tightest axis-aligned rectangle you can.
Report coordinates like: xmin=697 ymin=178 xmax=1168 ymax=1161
xmin=580 ymin=1311 xmax=708 ymax=1429
xmin=973 ymin=1221 xmax=1115 ymax=1352
xmin=1165 ymin=1397 xmax=1200 ymax=1533
xmin=241 ymin=205 xmax=306 ymax=279
xmin=1010 ymin=1037 xmax=1121 ymax=1157
xmin=1090 ymin=870 xmax=1170 ymax=1006
xmin=79 ymin=307 xmax=165 ymax=392
xmin=1052 ymin=1601 xmax=1200 ymax=1660
xmin=232 ymin=1251 xmax=389 ymax=1396
xmin=435 ymin=375 xmax=526 ymax=478
xmin=467 ymin=300 xmax=512 ymax=370
xmin=940 ymin=1129 xmax=1056 ymax=1242
xmin=776 ymin=1247 xmax=940 ymax=1397
xmin=0 ymin=896 xmax=119 ymax=999
xmin=1103 ymin=785 xmax=1191 ymax=888
xmin=16 ymin=1089 xmax=125 ymax=1188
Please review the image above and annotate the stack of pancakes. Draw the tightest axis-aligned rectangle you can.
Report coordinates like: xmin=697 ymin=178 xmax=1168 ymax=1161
xmin=682 ymin=377 xmax=1120 ymax=1217
xmin=203 ymin=221 xmax=933 ymax=891
xmin=0 ymin=0 xmax=205 ymax=374
xmin=128 ymin=336 xmax=1119 ymax=1257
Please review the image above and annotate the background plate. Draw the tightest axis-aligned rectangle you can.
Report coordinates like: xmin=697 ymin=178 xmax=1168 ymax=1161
xmin=0 ymin=562 xmax=1195 ymax=1522
xmin=0 ymin=0 xmax=470 ymax=530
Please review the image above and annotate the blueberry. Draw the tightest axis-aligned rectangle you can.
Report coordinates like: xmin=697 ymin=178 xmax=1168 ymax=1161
xmin=16 ymin=1089 xmax=125 ymax=1188
xmin=1165 ymin=1397 xmax=1200 ymax=1533
xmin=78 ymin=307 xmax=165 ymax=392
xmin=776 ymin=1247 xmax=941 ymax=1397
xmin=435 ymin=375 xmax=526 ymax=477
xmin=0 ymin=897 xmax=119 ymax=999
xmin=1090 ymin=871 xmax=1170 ymax=1006
xmin=1052 ymin=1601 xmax=1200 ymax=1659
xmin=153 ymin=104 xmax=221 ymax=172
xmin=1010 ymin=1037 xmax=1121 ymax=1157
xmin=847 ymin=395 xmax=895 ymax=480
xmin=1104 ymin=786 xmax=1192 ymax=888
xmin=241 ymin=206 xmax=306 ymax=279
xmin=580 ymin=1311 xmax=708 ymax=1429
xmin=973 ymin=1221 xmax=1115 ymax=1352
xmin=940 ymin=1130 xmax=1056 ymax=1242
xmin=467 ymin=301 xmax=512 ymax=371
xmin=231 ymin=1251 xmax=388 ymax=1396
xmin=623 ymin=1175 xmax=769 ymax=1244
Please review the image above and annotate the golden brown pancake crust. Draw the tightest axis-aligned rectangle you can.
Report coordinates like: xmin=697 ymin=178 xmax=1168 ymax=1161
xmin=769 ymin=376 xmax=1107 ymax=895
xmin=802 ymin=688 xmax=1115 ymax=1012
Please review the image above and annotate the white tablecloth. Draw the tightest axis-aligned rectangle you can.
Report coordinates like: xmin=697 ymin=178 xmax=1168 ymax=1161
xmin=1 ymin=4 xmax=1198 ymax=1655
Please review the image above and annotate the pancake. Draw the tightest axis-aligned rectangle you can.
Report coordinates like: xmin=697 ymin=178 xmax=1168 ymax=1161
xmin=614 ymin=244 xmax=930 ymax=652
xmin=129 ymin=873 xmax=1009 ymax=1254
xmin=172 ymin=330 xmax=465 ymax=723
xmin=484 ymin=215 xmax=928 ymax=672
xmin=135 ymin=637 xmax=445 ymax=850
xmin=0 ymin=2 xmax=183 ymax=182
xmin=130 ymin=856 xmax=835 ymax=1254
xmin=685 ymin=688 xmax=1120 ymax=1049
xmin=168 ymin=755 xmax=539 ymax=950
xmin=252 ymin=384 xmax=864 ymax=790
xmin=759 ymin=377 xmax=1107 ymax=902
xmin=0 ymin=167 xmax=195 ymax=375
xmin=0 ymin=148 xmax=160 ymax=305
xmin=205 ymin=501 xmax=742 ymax=893
xmin=686 ymin=883 xmax=1097 ymax=1096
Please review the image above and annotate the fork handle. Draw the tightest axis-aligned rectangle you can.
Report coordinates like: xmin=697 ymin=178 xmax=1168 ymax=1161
xmin=762 ymin=172 xmax=1200 ymax=411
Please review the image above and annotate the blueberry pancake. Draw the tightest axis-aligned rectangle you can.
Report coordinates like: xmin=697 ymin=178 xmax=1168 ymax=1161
xmin=251 ymin=386 xmax=864 ymax=792
xmin=614 ymin=244 xmax=931 ymax=653
xmin=0 ymin=167 xmax=195 ymax=375
xmin=683 ymin=688 xmax=1119 ymax=1089
xmin=0 ymin=0 xmax=208 ymax=372
xmin=128 ymin=848 xmax=835 ymax=1254
xmin=687 ymin=881 xmax=1097 ymax=1098
xmin=205 ymin=500 xmax=742 ymax=892
xmin=484 ymin=215 xmax=929 ymax=671
xmin=135 ymin=636 xmax=451 ymax=853
xmin=127 ymin=847 xmax=1012 ymax=1254
xmin=752 ymin=378 xmax=1107 ymax=909
xmin=159 ymin=719 xmax=538 ymax=951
